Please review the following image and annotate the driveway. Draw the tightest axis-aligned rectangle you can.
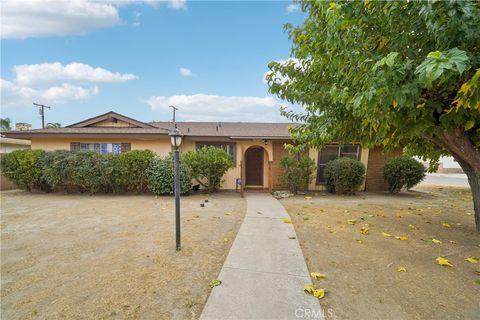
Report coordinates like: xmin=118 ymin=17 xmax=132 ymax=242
xmin=420 ymin=173 xmax=469 ymax=187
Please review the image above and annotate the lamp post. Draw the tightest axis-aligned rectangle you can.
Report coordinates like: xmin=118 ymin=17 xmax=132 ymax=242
xmin=169 ymin=128 xmax=184 ymax=251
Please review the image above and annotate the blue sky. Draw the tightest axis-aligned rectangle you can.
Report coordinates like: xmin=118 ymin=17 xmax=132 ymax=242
xmin=1 ymin=0 xmax=305 ymax=128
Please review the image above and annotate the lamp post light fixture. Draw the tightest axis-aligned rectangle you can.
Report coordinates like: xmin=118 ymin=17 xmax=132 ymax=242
xmin=169 ymin=128 xmax=184 ymax=251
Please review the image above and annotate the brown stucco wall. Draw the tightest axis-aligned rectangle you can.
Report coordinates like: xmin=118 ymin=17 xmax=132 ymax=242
xmin=365 ymin=147 xmax=403 ymax=191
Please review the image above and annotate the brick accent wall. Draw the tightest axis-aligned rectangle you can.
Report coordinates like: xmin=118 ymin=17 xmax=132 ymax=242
xmin=365 ymin=147 xmax=403 ymax=191
xmin=272 ymin=141 xmax=289 ymax=189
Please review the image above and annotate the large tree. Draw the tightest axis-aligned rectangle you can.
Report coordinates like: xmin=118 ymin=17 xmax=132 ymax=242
xmin=267 ymin=1 xmax=480 ymax=231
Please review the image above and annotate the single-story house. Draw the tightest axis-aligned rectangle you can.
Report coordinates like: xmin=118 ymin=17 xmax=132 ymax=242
xmin=3 ymin=111 xmax=401 ymax=192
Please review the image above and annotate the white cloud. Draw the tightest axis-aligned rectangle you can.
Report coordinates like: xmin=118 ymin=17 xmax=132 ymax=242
xmin=286 ymin=4 xmax=299 ymax=13
xmin=179 ymin=67 xmax=192 ymax=77
xmin=145 ymin=93 xmax=283 ymax=121
xmin=1 ymin=62 xmax=136 ymax=106
xmin=0 ymin=0 xmax=187 ymax=39
xmin=168 ymin=0 xmax=187 ymax=9
xmin=13 ymin=62 xmax=138 ymax=86
xmin=0 ymin=79 xmax=99 ymax=106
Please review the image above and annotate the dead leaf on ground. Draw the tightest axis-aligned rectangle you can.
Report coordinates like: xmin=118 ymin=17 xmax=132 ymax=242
xmin=431 ymin=238 xmax=442 ymax=244
xmin=397 ymin=267 xmax=407 ymax=272
xmin=347 ymin=219 xmax=357 ymax=225
xmin=305 ymin=196 xmax=312 ymax=200
xmin=209 ymin=279 xmax=222 ymax=288
xmin=360 ymin=227 xmax=369 ymax=235
xmin=465 ymin=256 xmax=478 ymax=264
xmin=395 ymin=235 xmax=408 ymax=241
xmin=449 ymin=240 xmax=458 ymax=244
xmin=283 ymin=218 xmax=292 ymax=224
xmin=442 ymin=222 xmax=451 ymax=228
xmin=356 ymin=239 xmax=363 ymax=244
xmin=408 ymin=224 xmax=417 ymax=230
xmin=436 ymin=257 xmax=453 ymax=267
xmin=304 ymin=284 xmax=325 ymax=299
xmin=311 ymin=272 xmax=326 ymax=280
xmin=382 ymin=232 xmax=392 ymax=237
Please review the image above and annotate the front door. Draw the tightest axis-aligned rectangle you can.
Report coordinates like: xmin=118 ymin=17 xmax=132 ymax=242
xmin=245 ymin=147 xmax=264 ymax=186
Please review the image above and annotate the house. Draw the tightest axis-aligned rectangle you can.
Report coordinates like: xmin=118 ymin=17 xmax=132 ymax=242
xmin=0 ymin=136 xmax=31 ymax=190
xmin=2 ymin=111 xmax=401 ymax=192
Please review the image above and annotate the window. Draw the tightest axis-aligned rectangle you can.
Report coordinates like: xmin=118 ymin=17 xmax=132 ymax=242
xmin=196 ymin=142 xmax=236 ymax=164
xmin=316 ymin=144 xmax=361 ymax=184
xmin=70 ymin=142 xmax=131 ymax=154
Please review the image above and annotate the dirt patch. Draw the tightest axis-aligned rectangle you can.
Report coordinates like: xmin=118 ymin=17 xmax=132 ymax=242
xmin=1 ymin=191 xmax=246 ymax=319
xmin=281 ymin=186 xmax=480 ymax=320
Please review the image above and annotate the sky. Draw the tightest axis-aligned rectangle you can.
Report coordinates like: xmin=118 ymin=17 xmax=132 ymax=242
xmin=0 ymin=0 xmax=306 ymax=128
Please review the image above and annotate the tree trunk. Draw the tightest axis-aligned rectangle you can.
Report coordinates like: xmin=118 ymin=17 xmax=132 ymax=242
xmin=431 ymin=128 xmax=480 ymax=232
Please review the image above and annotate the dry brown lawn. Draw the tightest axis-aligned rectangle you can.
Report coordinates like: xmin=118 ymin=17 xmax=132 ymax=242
xmin=1 ymin=191 xmax=246 ymax=320
xmin=281 ymin=186 xmax=480 ymax=320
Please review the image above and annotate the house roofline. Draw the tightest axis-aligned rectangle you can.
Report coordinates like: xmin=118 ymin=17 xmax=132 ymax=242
xmin=67 ymin=111 xmax=156 ymax=129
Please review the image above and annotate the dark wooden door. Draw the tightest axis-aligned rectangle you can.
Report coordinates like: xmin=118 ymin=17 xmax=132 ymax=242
xmin=245 ymin=147 xmax=263 ymax=186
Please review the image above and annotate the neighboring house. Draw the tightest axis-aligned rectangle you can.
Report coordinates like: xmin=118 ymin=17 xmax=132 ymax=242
xmin=0 ymin=136 xmax=31 ymax=190
xmin=2 ymin=111 xmax=401 ymax=192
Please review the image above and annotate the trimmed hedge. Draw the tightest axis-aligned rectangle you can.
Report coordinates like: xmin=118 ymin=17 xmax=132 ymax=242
xmin=1 ymin=149 xmax=45 ymax=191
xmin=324 ymin=157 xmax=365 ymax=195
xmin=1 ymin=149 xmax=192 ymax=195
xmin=148 ymin=155 xmax=191 ymax=195
xmin=384 ymin=156 xmax=426 ymax=193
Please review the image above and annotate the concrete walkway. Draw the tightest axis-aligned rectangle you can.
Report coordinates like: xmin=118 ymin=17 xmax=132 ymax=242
xmin=200 ymin=193 xmax=322 ymax=320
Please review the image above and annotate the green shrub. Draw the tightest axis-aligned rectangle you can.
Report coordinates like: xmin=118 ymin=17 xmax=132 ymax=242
xmin=105 ymin=150 xmax=154 ymax=193
xmin=38 ymin=150 xmax=71 ymax=192
xmin=64 ymin=152 xmax=109 ymax=193
xmin=183 ymin=146 xmax=233 ymax=193
xmin=384 ymin=156 xmax=426 ymax=193
xmin=279 ymin=154 xmax=316 ymax=194
xmin=324 ymin=157 xmax=365 ymax=195
xmin=1 ymin=149 xmax=45 ymax=191
xmin=147 ymin=155 xmax=191 ymax=195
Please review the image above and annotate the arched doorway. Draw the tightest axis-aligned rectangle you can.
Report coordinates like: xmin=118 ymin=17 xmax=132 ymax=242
xmin=245 ymin=146 xmax=265 ymax=187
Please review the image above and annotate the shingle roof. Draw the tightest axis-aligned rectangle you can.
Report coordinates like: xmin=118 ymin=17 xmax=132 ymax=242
xmin=150 ymin=122 xmax=295 ymax=138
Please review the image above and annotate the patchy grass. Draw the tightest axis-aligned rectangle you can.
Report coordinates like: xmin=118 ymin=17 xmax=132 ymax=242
xmin=281 ymin=186 xmax=480 ymax=320
xmin=1 ymin=191 xmax=246 ymax=319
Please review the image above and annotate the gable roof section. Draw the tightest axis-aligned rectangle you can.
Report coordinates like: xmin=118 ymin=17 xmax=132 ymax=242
xmin=67 ymin=111 xmax=156 ymax=129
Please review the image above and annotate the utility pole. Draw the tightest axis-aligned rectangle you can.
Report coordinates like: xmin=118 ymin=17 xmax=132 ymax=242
xmin=33 ymin=103 xmax=51 ymax=128
xmin=169 ymin=105 xmax=178 ymax=123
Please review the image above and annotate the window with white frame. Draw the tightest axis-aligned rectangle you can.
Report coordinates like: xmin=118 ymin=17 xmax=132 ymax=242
xmin=316 ymin=144 xmax=361 ymax=184
xmin=196 ymin=142 xmax=236 ymax=164
xmin=71 ymin=142 xmax=131 ymax=154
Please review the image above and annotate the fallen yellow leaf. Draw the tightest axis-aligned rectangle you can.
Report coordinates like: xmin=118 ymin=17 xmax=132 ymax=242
xmin=305 ymin=196 xmax=312 ymax=200
xmin=225 ymin=212 xmax=232 ymax=215
xmin=397 ymin=267 xmax=407 ymax=272
xmin=347 ymin=219 xmax=357 ymax=225
xmin=442 ymin=222 xmax=451 ymax=228
xmin=356 ymin=239 xmax=363 ymax=244
xmin=408 ymin=224 xmax=417 ymax=230
xmin=304 ymin=284 xmax=315 ymax=294
xmin=465 ymin=256 xmax=479 ymax=264
xmin=382 ymin=232 xmax=392 ymax=237
xmin=395 ymin=235 xmax=408 ymax=241
xmin=283 ymin=218 xmax=292 ymax=224
xmin=431 ymin=238 xmax=442 ymax=244
xmin=313 ymin=288 xmax=325 ymax=299
xmin=223 ymin=238 xmax=229 ymax=243
xmin=311 ymin=272 xmax=326 ymax=280
xmin=449 ymin=240 xmax=458 ymax=244
xmin=436 ymin=257 xmax=453 ymax=267
xmin=209 ymin=279 xmax=222 ymax=288
xmin=360 ymin=227 xmax=369 ymax=235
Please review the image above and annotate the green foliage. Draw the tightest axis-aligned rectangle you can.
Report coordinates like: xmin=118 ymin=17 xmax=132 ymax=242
xmin=45 ymin=122 xmax=61 ymax=128
xmin=63 ymin=152 xmax=108 ymax=193
xmin=147 ymin=155 xmax=191 ymax=195
xmin=324 ymin=158 xmax=365 ymax=195
xmin=267 ymin=0 xmax=480 ymax=165
xmin=0 ymin=118 xmax=12 ymax=131
xmin=105 ymin=150 xmax=154 ymax=193
xmin=279 ymin=154 xmax=316 ymax=194
xmin=38 ymin=150 xmax=72 ymax=192
xmin=1 ymin=149 xmax=45 ymax=191
xmin=183 ymin=146 xmax=233 ymax=193
xmin=384 ymin=156 xmax=426 ymax=193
